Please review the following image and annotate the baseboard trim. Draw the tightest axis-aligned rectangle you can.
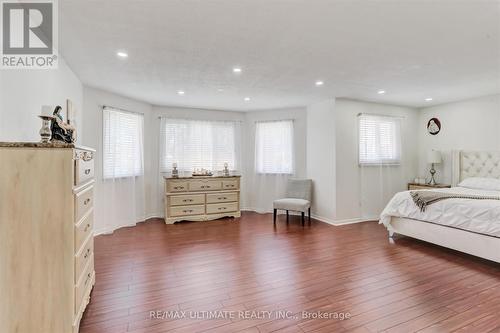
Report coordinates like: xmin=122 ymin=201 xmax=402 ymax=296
xmin=331 ymin=216 xmax=379 ymax=226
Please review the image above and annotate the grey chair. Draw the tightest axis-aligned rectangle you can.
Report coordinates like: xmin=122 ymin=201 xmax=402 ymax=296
xmin=273 ymin=179 xmax=312 ymax=225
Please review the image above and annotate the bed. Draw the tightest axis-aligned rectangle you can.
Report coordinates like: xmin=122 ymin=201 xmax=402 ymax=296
xmin=380 ymin=151 xmax=500 ymax=263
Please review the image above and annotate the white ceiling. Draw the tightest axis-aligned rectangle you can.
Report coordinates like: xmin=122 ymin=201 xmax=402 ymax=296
xmin=59 ymin=0 xmax=500 ymax=111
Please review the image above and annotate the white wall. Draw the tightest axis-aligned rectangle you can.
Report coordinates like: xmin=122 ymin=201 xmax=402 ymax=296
xmin=244 ymin=107 xmax=308 ymax=212
xmin=0 ymin=58 xmax=83 ymax=142
xmin=306 ymin=99 xmax=336 ymax=222
xmin=334 ymin=99 xmax=419 ymax=222
xmin=417 ymin=94 xmax=500 ymax=185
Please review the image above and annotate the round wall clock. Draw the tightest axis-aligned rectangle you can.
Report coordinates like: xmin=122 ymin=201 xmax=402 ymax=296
xmin=427 ymin=118 xmax=441 ymax=135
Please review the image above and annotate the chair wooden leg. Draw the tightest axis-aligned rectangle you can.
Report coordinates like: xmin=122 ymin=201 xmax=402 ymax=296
xmin=308 ymin=207 xmax=311 ymax=223
xmin=286 ymin=210 xmax=289 ymax=223
xmin=301 ymin=212 xmax=305 ymax=226
xmin=273 ymin=209 xmax=277 ymax=225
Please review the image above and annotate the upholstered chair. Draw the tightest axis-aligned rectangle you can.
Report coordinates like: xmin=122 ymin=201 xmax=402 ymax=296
xmin=273 ymin=179 xmax=312 ymax=225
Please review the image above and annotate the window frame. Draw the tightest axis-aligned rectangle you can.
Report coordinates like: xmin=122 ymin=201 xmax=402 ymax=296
xmin=358 ymin=114 xmax=402 ymax=167
xmin=159 ymin=117 xmax=241 ymax=173
xmin=102 ymin=106 xmax=144 ymax=179
xmin=254 ymin=119 xmax=295 ymax=175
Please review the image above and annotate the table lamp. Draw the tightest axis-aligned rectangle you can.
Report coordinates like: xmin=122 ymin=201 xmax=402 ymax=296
xmin=427 ymin=150 xmax=442 ymax=185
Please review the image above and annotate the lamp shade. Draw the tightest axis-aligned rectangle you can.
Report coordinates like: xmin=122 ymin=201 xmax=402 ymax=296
xmin=427 ymin=150 xmax=442 ymax=164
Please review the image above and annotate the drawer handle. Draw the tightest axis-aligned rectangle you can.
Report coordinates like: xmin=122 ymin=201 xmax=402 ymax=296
xmin=84 ymin=223 xmax=91 ymax=232
xmin=218 ymin=207 xmax=227 ymax=210
xmin=84 ymin=248 xmax=91 ymax=259
xmin=183 ymin=199 xmax=193 ymax=202
xmin=226 ymin=184 xmax=235 ymax=187
xmin=183 ymin=209 xmax=194 ymax=213
xmin=84 ymin=198 xmax=91 ymax=205
xmin=174 ymin=186 xmax=184 ymax=190
xmin=218 ymin=197 xmax=227 ymax=200
xmin=84 ymin=168 xmax=91 ymax=175
xmin=82 ymin=152 xmax=93 ymax=162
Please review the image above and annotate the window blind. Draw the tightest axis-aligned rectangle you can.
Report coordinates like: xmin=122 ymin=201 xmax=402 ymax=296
xmin=103 ymin=107 xmax=144 ymax=178
xmin=358 ymin=114 xmax=401 ymax=165
xmin=255 ymin=120 xmax=294 ymax=174
xmin=159 ymin=118 xmax=241 ymax=172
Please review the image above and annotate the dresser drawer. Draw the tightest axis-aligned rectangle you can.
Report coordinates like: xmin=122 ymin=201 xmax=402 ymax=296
xmin=74 ymin=150 xmax=94 ymax=186
xmin=75 ymin=236 xmax=93 ymax=284
xmin=167 ymin=181 xmax=189 ymax=192
xmin=207 ymin=202 xmax=238 ymax=214
xmin=170 ymin=204 xmax=205 ymax=217
xmin=169 ymin=194 xmax=205 ymax=206
xmin=75 ymin=211 xmax=93 ymax=253
xmin=75 ymin=256 xmax=94 ymax=315
xmin=75 ymin=185 xmax=93 ymax=222
xmin=206 ymin=192 xmax=238 ymax=204
xmin=222 ymin=180 xmax=239 ymax=190
xmin=189 ymin=180 xmax=222 ymax=191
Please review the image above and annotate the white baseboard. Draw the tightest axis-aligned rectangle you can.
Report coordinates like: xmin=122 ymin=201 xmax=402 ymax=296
xmin=331 ymin=216 xmax=379 ymax=226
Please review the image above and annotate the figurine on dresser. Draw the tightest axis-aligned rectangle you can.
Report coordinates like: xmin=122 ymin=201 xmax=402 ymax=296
xmin=51 ymin=105 xmax=76 ymax=143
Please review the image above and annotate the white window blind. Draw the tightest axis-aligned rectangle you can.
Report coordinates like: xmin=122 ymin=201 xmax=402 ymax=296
xmin=255 ymin=120 xmax=294 ymax=174
xmin=103 ymin=107 xmax=144 ymax=179
xmin=358 ymin=114 xmax=401 ymax=165
xmin=159 ymin=118 xmax=241 ymax=172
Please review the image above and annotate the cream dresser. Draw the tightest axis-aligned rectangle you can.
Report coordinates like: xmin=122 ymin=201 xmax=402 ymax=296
xmin=165 ymin=175 xmax=241 ymax=224
xmin=0 ymin=143 xmax=95 ymax=333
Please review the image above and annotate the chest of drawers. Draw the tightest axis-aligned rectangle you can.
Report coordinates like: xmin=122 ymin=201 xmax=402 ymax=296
xmin=0 ymin=143 xmax=95 ymax=333
xmin=164 ymin=176 xmax=241 ymax=224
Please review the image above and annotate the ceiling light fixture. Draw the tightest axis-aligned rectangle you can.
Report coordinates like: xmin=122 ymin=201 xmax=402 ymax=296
xmin=315 ymin=80 xmax=324 ymax=86
xmin=425 ymin=97 xmax=433 ymax=101
xmin=217 ymin=88 xmax=224 ymax=92
xmin=244 ymin=97 xmax=251 ymax=101
xmin=177 ymin=90 xmax=185 ymax=95
xmin=377 ymin=90 xmax=386 ymax=94
xmin=233 ymin=67 xmax=242 ymax=73
xmin=116 ymin=51 xmax=128 ymax=58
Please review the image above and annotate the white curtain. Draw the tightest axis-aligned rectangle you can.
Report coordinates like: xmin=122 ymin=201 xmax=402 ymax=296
xmin=255 ymin=120 xmax=295 ymax=174
xmin=159 ymin=118 xmax=242 ymax=174
xmin=95 ymin=106 xmax=146 ymax=234
xmin=358 ymin=114 xmax=404 ymax=219
xmin=245 ymin=120 xmax=295 ymax=213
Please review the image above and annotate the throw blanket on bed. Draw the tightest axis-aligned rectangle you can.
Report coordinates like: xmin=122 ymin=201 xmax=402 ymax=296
xmin=410 ymin=190 xmax=500 ymax=212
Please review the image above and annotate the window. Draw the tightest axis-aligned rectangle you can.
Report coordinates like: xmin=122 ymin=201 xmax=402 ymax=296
xmin=255 ymin=120 xmax=294 ymax=174
xmin=103 ymin=107 xmax=144 ymax=178
xmin=159 ymin=118 xmax=241 ymax=172
xmin=358 ymin=114 xmax=401 ymax=165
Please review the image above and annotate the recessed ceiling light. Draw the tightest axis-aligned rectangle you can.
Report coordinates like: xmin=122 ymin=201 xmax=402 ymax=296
xmin=217 ymin=88 xmax=224 ymax=92
xmin=233 ymin=67 xmax=242 ymax=73
xmin=116 ymin=51 xmax=128 ymax=58
xmin=177 ymin=90 xmax=185 ymax=95
xmin=244 ymin=97 xmax=251 ymax=101
xmin=315 ymin=80 xmax=324 ymax=86
xmin=425 ymin=97 xmax=433 ymax=101
xmin=377 ymin=90 xmax=386 ymax=94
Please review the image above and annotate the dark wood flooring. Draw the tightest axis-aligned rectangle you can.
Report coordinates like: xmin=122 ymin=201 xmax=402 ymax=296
xmin=80 ymin=212 xmax=500 ymax=333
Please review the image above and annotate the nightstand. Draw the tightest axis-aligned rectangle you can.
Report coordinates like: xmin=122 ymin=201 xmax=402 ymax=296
xmin=408 ymin=183 xmax=451 ymax=190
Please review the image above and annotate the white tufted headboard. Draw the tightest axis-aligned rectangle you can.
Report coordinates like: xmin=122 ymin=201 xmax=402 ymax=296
xmin=452 ymin=151 xmax=500 ymax=186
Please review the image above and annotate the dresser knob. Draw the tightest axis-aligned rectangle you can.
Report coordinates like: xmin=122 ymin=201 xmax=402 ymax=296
xmin=84 ymin=198 xmax=91 ymax=205
xmin=84 ymin=223 xmax=91 ymax=232
xmin=84 ymin=169 xmax=91 ymax=175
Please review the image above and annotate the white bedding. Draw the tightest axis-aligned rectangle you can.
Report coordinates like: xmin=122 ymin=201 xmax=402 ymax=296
xmin=380 ymin=187 xmax=500 ymax=238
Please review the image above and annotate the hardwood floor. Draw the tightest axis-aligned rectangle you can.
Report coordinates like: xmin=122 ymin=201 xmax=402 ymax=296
xmin=79 ymin=212 xmax=500 ymax=333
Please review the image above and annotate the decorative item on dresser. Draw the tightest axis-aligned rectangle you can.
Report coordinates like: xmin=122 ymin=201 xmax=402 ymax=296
xmin=164 ymin=175 xmax=241 ymax=224
xmin=408 ymin=183 xmax=451 ymax=190
xmin=0 ymin=142 xmax=95 ymax=333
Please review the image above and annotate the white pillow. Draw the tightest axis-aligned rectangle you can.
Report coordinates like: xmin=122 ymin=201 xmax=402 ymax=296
xmin=458 ymin=177 xmax=500 ymax=191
